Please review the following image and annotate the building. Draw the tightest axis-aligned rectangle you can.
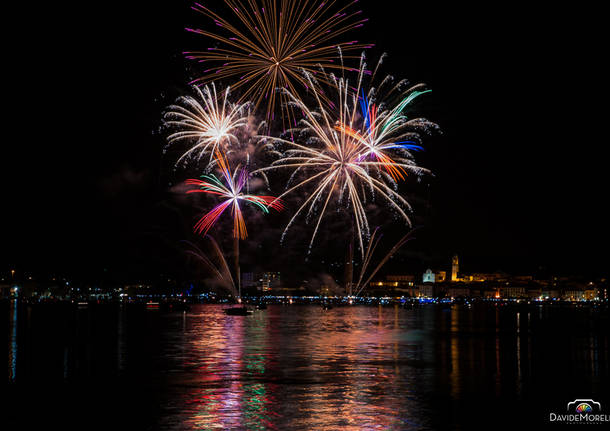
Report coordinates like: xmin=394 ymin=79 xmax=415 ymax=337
xmin=418 ymin=284 xmax=435 ymax=298
xmin=526 ymin=287 xmax=542 ymax=299
xmin=563 ymin=290 xmax=586 ymax=301
xmin=435 ymin=271 xmax=447 ymax=283
xmin=369 ymin=275 xmax=416 ymax=296
xmin=482 ymin=288 xmax=500 ymax=299
xmin=451 ymin=255 xmax=459 ymax=282
xmin=423 ymin=269 xmax=435 ymax=283
xmin=447 ymin=285 xmax=471 ymax=298
xmin=386 ymin=275 xmax=415 ymax=284
xmin=500 ymin=286 xmax=526 ymax=298
xmin=541 ymin=289 xmax=560 ymax=300
xmin=371 ymin=275 xmax=415 ymax=289
xmin=467 ymin=272 xmax=508 ymax=283
xmin=259 ymin=272 xmax=281 ymax=292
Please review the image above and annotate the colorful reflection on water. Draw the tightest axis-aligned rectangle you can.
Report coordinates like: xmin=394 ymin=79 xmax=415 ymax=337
xmin=3 ymin=302 xmax=609 ymax=430
xmin=153 ymin=305 xmax=435 ymax=430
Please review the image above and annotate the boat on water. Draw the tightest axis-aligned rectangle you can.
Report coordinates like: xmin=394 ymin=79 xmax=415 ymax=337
xmin=321 ymin=303 xmax=333 ymax=310
xmin=256 ymin=303 xmax=267 ymax=310
xmin=224 ymin=306 xmax=252 ymax=316
xmin=146 ymin=301 xmax=160 ymax=310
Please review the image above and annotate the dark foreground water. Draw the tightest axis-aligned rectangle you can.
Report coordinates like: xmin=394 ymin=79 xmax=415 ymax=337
xmin=2 ymin=301 xmax=609 ymax=430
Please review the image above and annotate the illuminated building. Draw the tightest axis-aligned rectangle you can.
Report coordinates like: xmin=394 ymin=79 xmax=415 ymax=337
xmin=369 ymin=275 xmax=416 ymax=296
xmin=563 ymin=289 xmax=586 ymax=301
xmin=259 ymin=272 xmax=281 ymax=292
xmin=451 ymin=255 xmax=459 ymax=282
xmin=386 ymin=275 xmax=415 ymax=283
xmin=482 ymin=288 xmax=499 ymax=299
xmin=500 ymin=286 xmax=526 ymax=298
xmin=467 ymin=272 xmax=507 ymax=282
xmin=435 ymin=271 xmax=447 ymax=282
xmin=423 ymin=269 xmax=435 ymax=283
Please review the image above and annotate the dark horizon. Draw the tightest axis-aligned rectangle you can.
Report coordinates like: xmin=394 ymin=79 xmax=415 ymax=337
xmin=3 ymin=2 xmax=606 ymax=280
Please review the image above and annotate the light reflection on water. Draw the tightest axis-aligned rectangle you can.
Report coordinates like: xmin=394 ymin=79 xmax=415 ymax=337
xmin=3 ymin=302 xmax=610 ymax=430
xmin=8 ymin=298 xmax=17 ymax=382
xmin=154 ymin=305 xmax=434 ymax=430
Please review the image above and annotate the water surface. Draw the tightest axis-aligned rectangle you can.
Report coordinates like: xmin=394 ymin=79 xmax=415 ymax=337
xmin=2 ymin=302 xmax=608 ymax=429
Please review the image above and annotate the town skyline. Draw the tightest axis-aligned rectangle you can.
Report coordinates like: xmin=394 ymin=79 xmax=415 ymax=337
xmin=4 ymin=251 xmax=607 ymax=304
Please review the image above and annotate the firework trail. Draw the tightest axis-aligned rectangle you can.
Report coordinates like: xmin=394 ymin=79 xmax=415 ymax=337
xmin=164 ymin=83 xmax=250 ymax=168
xmin=186 ymin=151 xmax=283 ymax=240
xmin=183 ymin=239 xmax=238 ymax=297
xmin=184 ymin=0 xmax=372 ymax=128
xmin=254 ymin=54 xmax=437 ymax=255
xmin=352 ymin=227 xmax=416 ymax=297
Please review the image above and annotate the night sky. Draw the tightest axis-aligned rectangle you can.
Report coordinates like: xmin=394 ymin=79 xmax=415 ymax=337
xmin=3 ymin=2 xmax=606 ymax=281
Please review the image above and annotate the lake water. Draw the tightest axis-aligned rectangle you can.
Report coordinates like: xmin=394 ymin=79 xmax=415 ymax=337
xmin=2 ymin=301 xmax=609 ymax=429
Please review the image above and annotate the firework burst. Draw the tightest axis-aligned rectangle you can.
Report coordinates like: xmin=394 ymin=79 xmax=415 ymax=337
xmin=184 ymin=0 xmax=372 ymax=128
xmin=164 ymin=83 xmax=250 ymax=168
xmin=254 ymin=54 xmax=437 ymax=255
xmin=186 ymin=151 xmax=283 ymax=239
xmin=335 ymin=85 xmax=432 ymax=182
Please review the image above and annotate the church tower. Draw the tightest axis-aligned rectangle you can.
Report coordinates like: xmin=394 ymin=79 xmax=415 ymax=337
xmin=451 ymin=255 xmax=459 ymax=282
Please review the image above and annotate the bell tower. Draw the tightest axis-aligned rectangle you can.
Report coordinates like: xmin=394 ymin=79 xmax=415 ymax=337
xmin=451 ymin=255 xmax=459 ymax=282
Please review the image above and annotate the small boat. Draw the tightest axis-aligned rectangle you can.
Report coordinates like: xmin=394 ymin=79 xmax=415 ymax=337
xmin=256 ymin=303 xmax=267 ymax=310
xmin=224 ymin=306 xmax=252 ymax=316
xmin=321 ymin=303 xmax=333 ymax=310
xmin=146 ymin=301 xmax=160 ymax=310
